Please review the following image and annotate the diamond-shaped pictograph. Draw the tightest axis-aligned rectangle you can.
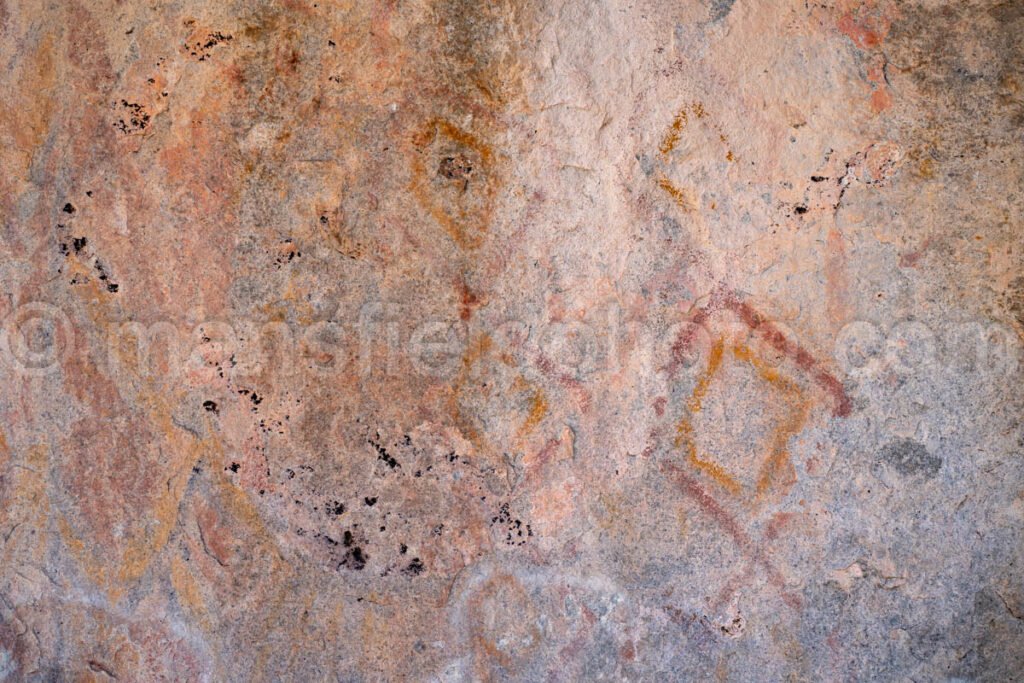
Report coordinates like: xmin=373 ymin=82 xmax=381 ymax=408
xmin=675 ymin=336 xmax=811 ymax=506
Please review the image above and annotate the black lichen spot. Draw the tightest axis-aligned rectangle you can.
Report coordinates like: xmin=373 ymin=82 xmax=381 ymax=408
xmin=364 ymin=496 xmax=377 ymax=506
xmin=328 ymin=500 xmax=346 ymax=515
xmin=63 ymin=203 xmax=76 ymax=214
xmin=368 ymin=433 xmax=400 ymax=469
xmin=794 ymin=205 xmax=809 ymax=215
xmin=339 ymin=546 xmax=366 ymax=571
xmin=72 ymin=236 xmax=88 ymax=253
xmin=250 ymin=392 xmax=263 ymax=406
xmin=186 ymin=31 xmax=233 ymax=62
xmin=91 ymin=259 xmax=119 ymax=293
xmin=316 ymin=532 xmax=339 ymax=547
xmin=880 ymin=439 xmax=942 ymax=478
xmin=402 ymin=557 xmax=425 ymax=577
xmin=810 ymin=175 xmax=827 ymax=182
xmin=227 ymin=462 xmax=240 ymax=473
xmin=438 ymin=153 xmax=473 ymax=181
xmin=113 ymin=100 xmax=150 ymax=134
xmin=106 ymin=283 xmax=119 ymax=293
xmin=202 ymin=400 xmax=218 ymax=414
xmin=399 ymin=543 xmax=408 ymax=554
xmin=491 ymin=503 xmax=533 ymax=546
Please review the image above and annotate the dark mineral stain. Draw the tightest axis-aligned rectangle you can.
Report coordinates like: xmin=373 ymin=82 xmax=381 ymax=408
xmin=202 ymin=400 xmax=218 ymax=413
xmin=340 ymin=546 xmax=366 ymax=571
xmin=880 ymin=439 xmax=942 ymax=477
xmin=402 ymin=557 xmax=425 ymax=576
xmin=114 ymin=100 xmax=150 ymax=134
xmin=368 ymin=433 xmax=400 ymax=469
xmin=438 ymin=153 xmax=474 ymax=181
xmin=709 ymin=0 xmax=736 ymax=23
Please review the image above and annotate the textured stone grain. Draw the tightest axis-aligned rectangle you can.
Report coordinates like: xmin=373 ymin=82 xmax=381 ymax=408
xmin=0 ymin=0 xmax=1022 ymax=680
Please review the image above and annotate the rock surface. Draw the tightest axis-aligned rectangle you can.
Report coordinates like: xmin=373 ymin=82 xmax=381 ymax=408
xmin=0 ymin=0 xmax=1022 ymax=680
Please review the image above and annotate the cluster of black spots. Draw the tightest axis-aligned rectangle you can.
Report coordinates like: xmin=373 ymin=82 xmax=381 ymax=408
xmin=794 ymin=205 xmax=809 ymax=215
xmin=364 ymin=496 xmax=377 ymax=506
xmin=185 ymin=31 xmax=233 ymax=61
xmin=491 ymin=503 xmax=532 ymax=547
xmin=113 ymin=100 xmax=150 ymax=134
xmin=339 ymin=529 xmax=367 ymax=571
xmin=227 ymin=462 xmax=240 ymax=473
xmin=202 ymin=400 xmax=218 ymax=414
xmin=327 ymin=500 xmax=346 ymax=515
xmin=274 ymin=239 xmax=301 ymax=268
xmin=59 ymin=234 xmax=119 ymax=292
xmin=237 ymin=389 xmax=263 ymax=413
xmin=58 ymin=239 xmax=86 ymax=257
xmin=255 ymin=417 xmax=285 ymax=435
xmin=214 ymin=353 xmax=237 ymax=380
xmin=93 ymin=259 xmax=120 ymax=293
xmin=402 ymin=557 xmax=425 ymax=577
xmin=368 ymin=432 xmax=401 ymax=469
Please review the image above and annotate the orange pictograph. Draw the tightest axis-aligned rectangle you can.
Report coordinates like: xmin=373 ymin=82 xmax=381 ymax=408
xmin=675 ymin=337 xmax=811 ymax=503
xmin=651 ymin=102 xmax=852 ymax=610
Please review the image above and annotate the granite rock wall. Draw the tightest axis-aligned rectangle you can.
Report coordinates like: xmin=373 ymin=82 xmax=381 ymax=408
xmin=0 ymin=0 xmax=1022 ymax=680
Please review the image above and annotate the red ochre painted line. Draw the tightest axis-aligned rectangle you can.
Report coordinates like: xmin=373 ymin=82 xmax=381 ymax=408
xmin=662 ymin=461 xmax=801 ymax=610
xmin=666 ymin=285 xmax=851 ymax=417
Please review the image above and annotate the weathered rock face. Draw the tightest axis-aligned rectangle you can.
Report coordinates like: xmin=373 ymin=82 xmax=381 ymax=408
xmin=0 ymin=0 xmax=1021 ymax=680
